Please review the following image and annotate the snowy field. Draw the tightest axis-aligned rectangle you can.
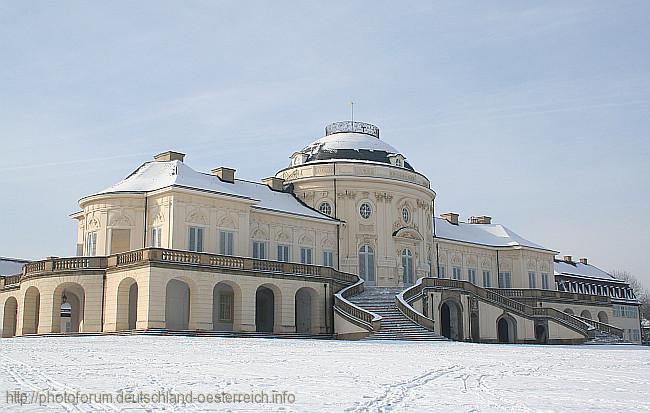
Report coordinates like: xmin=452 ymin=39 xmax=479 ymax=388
xmin=0 ymin=336 xmax=648 ymax=412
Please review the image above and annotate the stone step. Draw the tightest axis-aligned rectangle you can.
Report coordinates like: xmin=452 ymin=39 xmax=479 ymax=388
xmin=348 ymin=287 xmax=447 ymax=342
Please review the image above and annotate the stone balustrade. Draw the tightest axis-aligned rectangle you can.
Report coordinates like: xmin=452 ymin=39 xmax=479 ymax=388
xmin=12 ymin=248 xmax=356 ymax=286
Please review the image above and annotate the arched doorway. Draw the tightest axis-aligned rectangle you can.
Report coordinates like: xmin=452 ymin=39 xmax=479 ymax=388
xmin=52 ymin=283 xmax=85 ymax=333
xmin=116 ymin=278 xmax=138 ymax=331
xmin=402 ymin=249 xmax=414 ymax=285
xmin=598 ymin=311 xmax=609 ymax=324
xmin=535 ymin=324 xmax=548 ymax=344
xmin=256 ymin=286 xmax=275 ymax=333
xmin=580 ymin=310 xmax=592 ymax=319
xmin=23 ymin=286 xmax=40 ymax=334
xmin=295 ymin=287 xmax=317 ymax=334
xmin=2 ymin=297 xmax=18 ymax=337
xmin=440 ymin=300 xmax=462 ymax=340
xmin=213 ymin=282 xmax=237 ymax=332
xmin=497 ymin=316 xmax=516 ymax=343
xmin=165 ymin=279 xmax=190 ymax=330
xmin=358 ymin=245 xmax=375 ymax=285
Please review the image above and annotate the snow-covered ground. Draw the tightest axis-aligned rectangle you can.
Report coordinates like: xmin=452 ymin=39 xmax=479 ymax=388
xmin=0 ymin=336 xmax=648 ymax=412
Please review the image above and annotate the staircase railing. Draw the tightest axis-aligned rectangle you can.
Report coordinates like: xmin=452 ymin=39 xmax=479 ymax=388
xmin=419 ymin=278 xmax=594 ymax=338
xmin=395 ymin=278 xmax=435 ymax=331
xmin=574 ymin=315 xmax=624 ymax=338
xmin=333 ymin=277 xmax=381 ymax=333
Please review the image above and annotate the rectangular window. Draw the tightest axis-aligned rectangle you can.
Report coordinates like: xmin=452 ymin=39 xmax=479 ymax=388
xmin=323 ymin=251 xmax=334 ymax=268
xmin=528 ymin=272 xmax=536 ymax=289
xmin=452 ymin=267 xmax=462 ymax=280
xmin=277 ymin=244 xmax=290 ymax=262
xmin=219 ymin=230 xmax=234 ymax=255
xmin=85 ymin=231 xmax=97 ymax=256
xmin=483 ymin=270 xmax=491 ymax=288
xmin=541 ymin=273 xmax=550 ymax=290
xmin=151 ymin=227 xmax=162 ymax=248
xmin=188 ymin=227 xmax=204 ymax=252
xmin=498 ymin=271 xmax=512 ymax=288
xmin=468 ymin=269 xmax=477 ymax=284
xmin=219 ymin=294 xmax=233 ymax=322
xmin=252 ymin=241 xmax=267 ymax=259
xmin=437 ymin=265 xmax=446 ymax=279
xmin=300 ymin=247 xmax=313 ymax=265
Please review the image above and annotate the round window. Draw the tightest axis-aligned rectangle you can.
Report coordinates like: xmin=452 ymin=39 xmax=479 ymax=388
xmin=402 ymin=207 xmax=410 ymax=223
xmin=319 ymin=201 xmax=332 ymax=216
xmin=359 ymin=203 xmax=372 ymax=219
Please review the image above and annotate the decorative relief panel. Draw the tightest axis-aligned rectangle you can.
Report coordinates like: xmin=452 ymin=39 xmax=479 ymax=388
xmin=109 ymin=210 xmax=134 ymax=227
xmin=186 ymin=208 xmax=208 ymax=225
xmin=375 ymin=192 xmax=393 ymax=203
xmin=337 ymin=190 xmax=357 ymax=200
xmin=298 ymin=233 xmax=314 ymax=246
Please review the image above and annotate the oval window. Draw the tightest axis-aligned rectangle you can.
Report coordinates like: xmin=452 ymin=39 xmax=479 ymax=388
xmin=359 ymin=203 xmax=372 ymax=219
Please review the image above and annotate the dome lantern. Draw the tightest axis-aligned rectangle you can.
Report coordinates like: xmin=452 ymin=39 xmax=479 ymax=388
xmin=325 ymin=121 xmax=380 ymax=139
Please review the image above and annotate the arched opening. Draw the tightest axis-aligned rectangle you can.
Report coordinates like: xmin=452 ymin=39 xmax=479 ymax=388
xmin=165 ymin=279 xmax=190 ymax=330
xmin=23 ymin=286 xmax=41 ymax=335
xmin=116 ymin=278 xmax=139 ymax=331
xmin=598 ymin=311 xmax=609 ymax=324
xmin=402 ymin=248 xmax=414 ymax=286
xmin=580 ymin=310 xmax=592 ymax=319
xmin=440 ymin=300 xmax=462 ymax=340
xmin=358 ymin=245 xmax=375 ymax=285
xmin=295 ymin=287 xmax=318 ymax=334
xmin=213 ymin=282 xmax=241 ymax=332
xmin=52 ymin=283 xmax=85 ymax=333
xmin=497 ymin=316 xmax=516 ymax=344
xmin=564 ymin=308 xmax=574 ymax=315
xmin=255 ymin=286 xmax=277 ymax=333
xmin=2 ymin=297 xmax=18 ymax=337
xmin=535 ymin=324 xmax=548 ymax=344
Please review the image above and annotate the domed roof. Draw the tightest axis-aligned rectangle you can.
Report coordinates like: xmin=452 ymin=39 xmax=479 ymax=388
xmin=294 ymin=121 xmax=414 ymax=171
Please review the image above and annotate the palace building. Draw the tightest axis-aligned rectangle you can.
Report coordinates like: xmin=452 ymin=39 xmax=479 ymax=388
xmin=0 ymin=121 xmax=642 ymax=344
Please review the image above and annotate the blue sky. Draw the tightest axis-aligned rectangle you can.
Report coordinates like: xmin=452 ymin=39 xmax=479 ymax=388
xmin=1 ymin=1 xmax=648 ymax=284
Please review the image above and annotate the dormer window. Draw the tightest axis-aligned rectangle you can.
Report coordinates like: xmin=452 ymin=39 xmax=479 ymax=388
xmin=290 ymin=152 xmax=308 ymax=166
xmin=388 ymin=154 xmax=406 ymax=168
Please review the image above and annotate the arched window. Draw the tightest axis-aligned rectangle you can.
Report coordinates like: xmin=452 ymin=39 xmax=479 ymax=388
xmin=319 ymin=201 xmax=332 ymax=216
xmin=358 ymin=245 xmax=375 ymax=283
xmin=402 ymin=248 xmax=414 ymax=285
xmin=359 ymin=203 xmax=372 ymax=219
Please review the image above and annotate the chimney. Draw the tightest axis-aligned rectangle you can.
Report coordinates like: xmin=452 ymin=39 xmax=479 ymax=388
xmin=468 ymin=215 xmax=492 ymax=224
xmin=563 ymin=255 xmax=573 ymax=263
xmin=579 ymin=257 xmax=588 ymax=265
xmin=211 ymin=167 xmax=236 ymax=183
xmin=262 ymin=177 xmax=285 ymax=191
xmin=154 ymin=151 xmax=185 ymax=162
xmin=440 ymin=212 xmax=459 ymax=225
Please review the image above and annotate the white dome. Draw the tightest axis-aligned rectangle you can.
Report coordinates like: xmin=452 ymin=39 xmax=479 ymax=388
xmin=293 ymin=121 xmax=414 ymax=171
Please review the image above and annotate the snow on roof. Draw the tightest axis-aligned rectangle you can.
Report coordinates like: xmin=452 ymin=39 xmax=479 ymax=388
xmin=0 ymin=257 xmax=29 ymax=276
xmin=90 ymin=161 xmax=335 ymax=221
xmin=304 ymin=132 xmax=401 ymax=154
xmin=553 ymin=260 xmax=619 ymax=282
xmin=298 ymin=132 xmax=415 ymax=171
xmin=434 ymin=217 xmax=554 ymax=251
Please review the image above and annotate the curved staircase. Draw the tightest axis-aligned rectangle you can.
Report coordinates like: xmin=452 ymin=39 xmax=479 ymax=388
xmin=348 ymin=287 xmax=447 ymax=341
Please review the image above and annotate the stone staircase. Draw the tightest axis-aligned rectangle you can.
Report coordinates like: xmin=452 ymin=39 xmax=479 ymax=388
xmin=348 ymin=287 xmax=447 ymax=341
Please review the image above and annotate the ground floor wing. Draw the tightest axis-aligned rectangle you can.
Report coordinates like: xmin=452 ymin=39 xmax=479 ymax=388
xmin=0 ymin=266 xmax=332 ymax=337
